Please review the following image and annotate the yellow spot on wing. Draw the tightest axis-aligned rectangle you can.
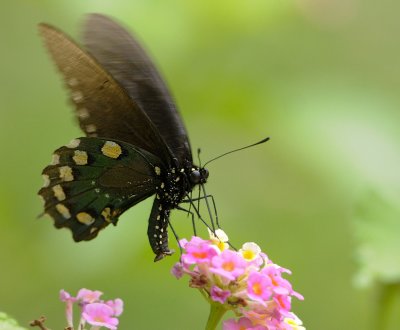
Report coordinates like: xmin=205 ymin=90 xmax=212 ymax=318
xmin=56 ymin=204 xmax=71 ymax=219
xmin=73 ymin=150 xmax=88 ymax=165
xmin=52 ymin=184 xmax=66 ymax=201
xmin=76 ymin=212 xmax=95 ymax=225
xmin=101 ymin=207 xmax=112 ymax=223
xmin=101 ymin=141 xmax=122 ymax=159
xmin=59 ymin=166 xmax=74 ymax=181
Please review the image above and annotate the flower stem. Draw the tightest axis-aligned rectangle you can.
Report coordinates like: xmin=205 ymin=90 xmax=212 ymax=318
xmin=205 ymin=302 xmax=227 ymax=330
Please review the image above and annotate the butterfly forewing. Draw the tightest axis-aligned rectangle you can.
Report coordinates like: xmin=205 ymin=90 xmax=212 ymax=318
xmin=83 ymin=14 xmax=192 ymax=163
xmin=39 ymin=137 xmax=162 ymax=241
xmin=38 ymin=23 xmax=172 ymax=165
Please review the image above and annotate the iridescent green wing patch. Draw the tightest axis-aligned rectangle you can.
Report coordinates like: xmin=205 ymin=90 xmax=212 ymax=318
xmin=38 ymin=137 xmax=162 ymax=241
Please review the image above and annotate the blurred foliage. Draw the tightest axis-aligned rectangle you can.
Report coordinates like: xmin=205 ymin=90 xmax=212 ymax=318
xmin=354 ymin=191 xmax=400 ymax=329
xmin=354 ymin=190 xmax=400 ymax=287
xmin=1 ymin=0 xmax=400 ymax=329
xmin=0 ymin=313 xmax=27 ymax=330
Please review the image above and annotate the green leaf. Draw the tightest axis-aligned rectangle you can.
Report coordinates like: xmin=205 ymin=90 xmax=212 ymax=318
xmin=353 ymin=190 xmax=400 ymax=287
xmin=0 ymin=312 xmax=27 ymax=330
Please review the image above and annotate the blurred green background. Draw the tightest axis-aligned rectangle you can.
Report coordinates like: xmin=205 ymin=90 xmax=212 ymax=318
xmin=1 ymin=0 xmax=400 ymax=329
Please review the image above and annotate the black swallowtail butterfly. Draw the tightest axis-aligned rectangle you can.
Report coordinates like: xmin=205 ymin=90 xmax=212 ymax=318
xmin=38 ymin=14 xmax=211 ymax=261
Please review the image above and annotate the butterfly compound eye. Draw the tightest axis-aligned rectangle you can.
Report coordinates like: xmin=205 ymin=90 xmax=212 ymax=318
xmin=201 ymin=168 xmax=209 ymax=180
xmin=190 ymin=170 xmax=201 ymax=184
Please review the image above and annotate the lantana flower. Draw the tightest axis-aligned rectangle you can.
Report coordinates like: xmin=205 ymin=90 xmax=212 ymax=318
xmin=172 ymin=231 xmax=305 ymax=329
xmin=59 ymin=288 xmax=123 ymax=330
xmin=82 ymin=303 xmax=119 ymax=330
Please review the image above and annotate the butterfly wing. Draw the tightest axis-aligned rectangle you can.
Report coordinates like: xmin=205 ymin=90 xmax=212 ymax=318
xmin=38 ymin=23 xmax=172 ymax=165
xmin=38 ymin=137 xmax=162 ymax=241
xmin=82 ymin=14 xmax=192 ymax=163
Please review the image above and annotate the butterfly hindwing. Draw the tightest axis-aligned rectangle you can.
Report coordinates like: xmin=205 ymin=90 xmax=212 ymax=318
xmin=39 ymin=137 xmax=162 ymax=241
xmin=38 ymin=23 xmax=172 ymax=165
xmin=83 ymin=14 xmax=192 ymax=163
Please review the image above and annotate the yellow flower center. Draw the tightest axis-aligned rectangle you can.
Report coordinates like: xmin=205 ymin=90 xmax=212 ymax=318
xmin=242 ymin=250 xmax=255 ymax=260
xmin=217 ymin=241 xmax=226 ymax=251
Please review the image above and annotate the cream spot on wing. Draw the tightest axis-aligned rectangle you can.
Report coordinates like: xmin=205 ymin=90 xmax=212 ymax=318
xmin=66 ymin=139 xmax=80 ymax=148
xmin=85 ymin=124 xmax=97 ymax=133
xmin=101 ymin=141 xmax=122 ymax=159
xmin=59 ymin=166 xmax=74 ymax=182
xmin=56 ymin=204 xmax=71 ymax=219
xmin=67 ymin=77 xmax=78 ymax=87
xmin=73 ymin=150 xmax=88 ymax=165
xmin=101 ymin=207 xmax=112 ymax=223
xmin=51 ymin=154 xmax=60 ymax=165
xmin=52 ymin=184 xmax=66 ymax=201
xmin=77 ymin=107 xmax=89 ymax=119
xmin=90 ymin=227 xmax=98 ymax=234
xmin=42 ymin=174 xmax=50 ymax=187
xmin=71 ymin=90 xmax=83 ymax=103
xmin=155 ymin=166 xmax=161 ymax=175
xmin=76 ymin=212 xmax=95 ymax=226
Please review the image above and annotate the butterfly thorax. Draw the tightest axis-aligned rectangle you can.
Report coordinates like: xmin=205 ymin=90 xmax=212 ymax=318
xmin=155 ymin=162 xmax=209 ymax=207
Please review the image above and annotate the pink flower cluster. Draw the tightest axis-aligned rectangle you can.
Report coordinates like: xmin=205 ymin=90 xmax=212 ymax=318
xmin=172 ymin=232 xmax=305 ymax=329
xmin=60 ymin=288 xmax=123 ymax=330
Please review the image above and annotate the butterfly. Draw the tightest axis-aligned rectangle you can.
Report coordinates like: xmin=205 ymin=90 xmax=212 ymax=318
xmin=38 ymin=14 xmax=211 ymax=261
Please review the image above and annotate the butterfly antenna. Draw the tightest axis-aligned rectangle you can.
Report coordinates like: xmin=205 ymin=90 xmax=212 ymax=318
xmin=197 ymin=147 xmax=202 ymax=168
xmin=203 ymin=137 xmax=270 ymax=167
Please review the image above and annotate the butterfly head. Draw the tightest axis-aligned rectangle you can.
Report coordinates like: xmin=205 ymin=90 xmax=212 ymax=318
xmin=189 ymin=167 xmax=209 ymax=185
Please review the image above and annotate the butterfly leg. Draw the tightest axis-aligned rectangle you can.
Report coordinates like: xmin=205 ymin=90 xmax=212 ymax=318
xmin=181 ymin=191 xmax=219 ymax=230
xmin=166 ymin=216 xmax=183 ymax=257
xmin=176 ymin=205 xmax=197 ymax=236
xmin=179 ymin=196 xmax=216 ymax=235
